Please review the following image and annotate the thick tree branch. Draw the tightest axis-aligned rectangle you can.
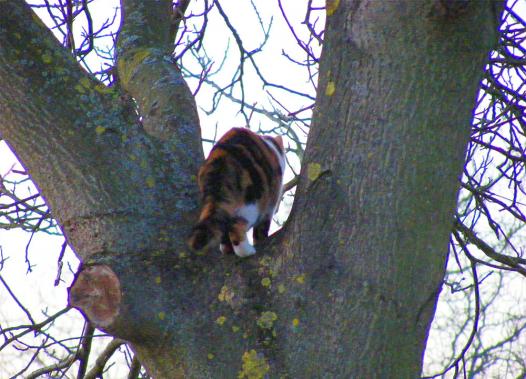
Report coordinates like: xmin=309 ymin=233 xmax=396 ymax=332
xmin=0 ymin=2 xmax=161 ymax=259
xmin=117 ymin=0 xmax=203 ymax=170
xmin=0 ymin=1 xmax=200 ymax=264
xmin=282 ymin=1 xmax=503 ymax=377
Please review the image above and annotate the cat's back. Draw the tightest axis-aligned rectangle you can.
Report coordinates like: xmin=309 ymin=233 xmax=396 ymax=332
xmin=198 ymin=128 xmax=284 ymax=207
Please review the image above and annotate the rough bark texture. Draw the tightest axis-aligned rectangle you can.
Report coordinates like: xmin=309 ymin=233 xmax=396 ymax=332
xmin=0 ymin=0 xmax=501 ymax=378
xmin=285 ymin=1 xmax=501 ymax=376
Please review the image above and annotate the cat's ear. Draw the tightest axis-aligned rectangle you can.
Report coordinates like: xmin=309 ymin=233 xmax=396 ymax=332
xmin=273 ymin=135 xmax=284 ymax=150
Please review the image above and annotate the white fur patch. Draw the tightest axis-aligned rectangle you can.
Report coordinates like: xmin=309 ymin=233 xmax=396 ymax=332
xmin=234 ymin=239 xmax=256 ymax=257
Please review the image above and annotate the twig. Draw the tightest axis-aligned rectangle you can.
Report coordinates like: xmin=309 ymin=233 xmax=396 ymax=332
xmin=0 ymin=274 xmax=35 ymax=325
xmin=77 ymin=322 xmax=95 ymax=378
xmin=54 ymin=239 xmax=68 ymax=286
xmin=454 ymin=219 xmax=526 ymax=276
xmin=84 ymin=338 xmax=126 ymax=379
xmin=422 ymin=246 xmax=481 ymax=379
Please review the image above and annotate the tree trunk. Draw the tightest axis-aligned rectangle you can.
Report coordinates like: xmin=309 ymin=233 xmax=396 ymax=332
xmin=0 ymin=0 xmax=501 ymax=377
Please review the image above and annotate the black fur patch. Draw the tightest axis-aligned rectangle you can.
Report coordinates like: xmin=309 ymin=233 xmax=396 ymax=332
xmin=189 ymin=224 xmax=211 ymax=251
xmin=215 ymin=143 xmax=264 ymax=200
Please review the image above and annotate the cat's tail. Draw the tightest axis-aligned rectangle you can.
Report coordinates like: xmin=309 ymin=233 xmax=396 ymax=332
xmin=188 ymin=203 xmax=230 ymax=252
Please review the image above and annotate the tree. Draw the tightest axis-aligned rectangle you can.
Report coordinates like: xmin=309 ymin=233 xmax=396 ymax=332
xmin=0 ymin=0 xmax=516 ymax=377
xmin=422 ymin=2 xmax=526 ymax=376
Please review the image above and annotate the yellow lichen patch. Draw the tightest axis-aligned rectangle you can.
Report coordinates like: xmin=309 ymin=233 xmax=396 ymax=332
xmin=277 ymin=284 xmax=286 ymax=294
xmin=41 ymin=53 xmax=52 ymax=64
xmin=307 ymin=163 xmax=322 ymax=181
xmin=295 ymin=274 xmax=306 ymax=284
xmin=95 ymin=83 xmax=113 ymax=95
xmin=118 ymin=48 xmax=151 ymax=85
xmin=259 ymin=256 xmax=272 ymax=267
xmin=95 ymin=125 xmax=106 ymax=135
xmin=208 ymin=353 xmax=215 ymax=360
xmin=74 ymin=84 xmax=86 ymax=94
xmin=326 ymin=0 xmax=340 ymax=16
xmin=158 ymin=311 xmax=166 ymax=320
xmin=216 ymin=316 xmax=227 ymax=326
xmin=257 ymin=311 xmax=278 ymax=330
xmin=218 ymin=285 xmax=234 ymax=303
xmin=179 ymin=251 xmax=187 ymax=259
xmin=261 ymin=277 xmax=271 ymax=288
xmin=325 ymin=81 xmax=336 ymax=96
xmin=151 ymin=250 xmax=161 ymax=258
xmin=129 ymin=154 xmax=137 ymax=161
xmin=292 ymin=318 xmax=300 ymax=327
xmin=154 ymin=276 xmax=161 ymax=284
xmin=238 ymin=350 xmax=270 ymax=379
xmin=258 ymin=256 xmax=277 ymax=278
xmin=232 ymin=325 xmax=240 ymax=333
xmin=80 ymin=77 xmax=91 ymax=89
xmin=146 ymin=176 xmax=155 ymax=188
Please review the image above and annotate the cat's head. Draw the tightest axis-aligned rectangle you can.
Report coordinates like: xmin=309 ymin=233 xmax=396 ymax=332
xmin=272 ymin=135 xmax=284 ymax=151
xmin=263 ymin=135 xmax=285 ymax=155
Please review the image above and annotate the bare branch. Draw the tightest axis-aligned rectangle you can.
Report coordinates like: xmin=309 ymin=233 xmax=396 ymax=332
xmin=84 ymin=338 xmax=125 ymax=379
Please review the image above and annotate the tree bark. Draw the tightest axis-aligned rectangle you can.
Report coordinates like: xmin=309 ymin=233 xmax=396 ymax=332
xmin=284 ymin=1 xmax=501 ymax=376
xmin=0 ymin=0 xmax=501 ymax=378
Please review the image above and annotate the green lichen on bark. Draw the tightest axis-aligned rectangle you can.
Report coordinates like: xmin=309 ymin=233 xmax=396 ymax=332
xmin=256 ymin=311 xmax=278 ymax=330
xmin=238 ymin=350 xmax=270 ymax=379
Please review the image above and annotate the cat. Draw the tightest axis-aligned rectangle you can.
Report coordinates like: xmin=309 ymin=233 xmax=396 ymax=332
xmin=188 ymin=127 xmax=286 ymax=257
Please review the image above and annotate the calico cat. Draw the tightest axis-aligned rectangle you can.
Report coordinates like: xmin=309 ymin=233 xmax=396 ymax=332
xmin=188 ymin=127 xmax=286 ymax=257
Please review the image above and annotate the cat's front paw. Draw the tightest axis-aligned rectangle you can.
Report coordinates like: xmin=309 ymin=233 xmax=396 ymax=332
xmin=233 ymin=240 xmax=256 ymax=258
